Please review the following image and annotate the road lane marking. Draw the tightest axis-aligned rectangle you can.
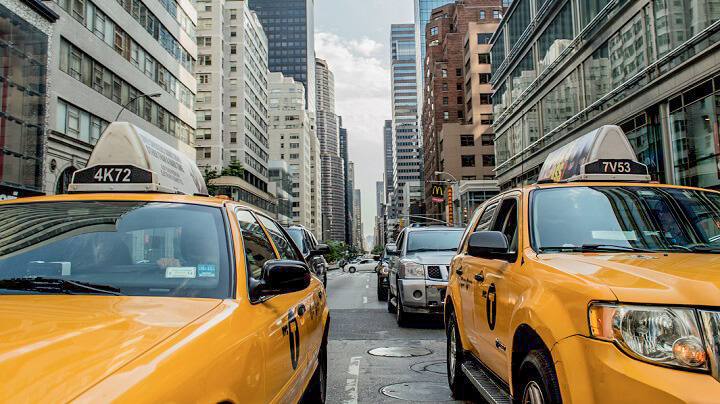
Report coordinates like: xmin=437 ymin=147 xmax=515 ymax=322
xmin=343 ymin=356 xmax=362 ymax=404
xmin=365 ymin=285 xmax=369 ymax=289
xmin=363 ymin=296 xmax=368 ymax=304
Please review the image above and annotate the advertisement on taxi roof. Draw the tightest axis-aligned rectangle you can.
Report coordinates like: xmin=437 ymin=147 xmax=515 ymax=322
xmin=538 ymin=131 xmax=596 ymax=182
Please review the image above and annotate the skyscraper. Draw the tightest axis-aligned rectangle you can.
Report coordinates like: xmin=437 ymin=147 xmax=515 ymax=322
xmin=390 ymin=24 xmax=423 ymax=224
xmin=315 ymin=58 xmax=346 ymax=241
xmin=383 ymin=120 xmax=393 ymax=211
xmin=195 ymin=0 xmax=272 ymax=213
xmin=414 ymin=0 xmax=455 ymax=116
xmin=246 ymin=0 xmax=315 ymax=112
xmin=339 ymin=117 xmax=353 ymax=245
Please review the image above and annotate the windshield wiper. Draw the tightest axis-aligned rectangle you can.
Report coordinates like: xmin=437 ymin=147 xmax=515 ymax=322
xmin=409 ymin=248 xmax=456 ymax=253
xmin=0 ymin=277 xmax=123 ymax=296
xmin=538 ymin=244 xmax=653 ymax=253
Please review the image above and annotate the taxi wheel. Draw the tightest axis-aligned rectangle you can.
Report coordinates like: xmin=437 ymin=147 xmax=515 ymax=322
xmin=348 ymin=267 xmax=357 ymax=273
xmin=517 ymin=349 xmax=562 ymax=404
xmin=303 ymin=343 xmax=327 ymax=403
xmin=377 ymin=282 xmax=387 ymax=301
xmin=447 ymin=311 xmax=470 ymax=399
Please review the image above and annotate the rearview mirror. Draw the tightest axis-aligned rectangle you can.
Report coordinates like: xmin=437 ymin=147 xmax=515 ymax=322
xmin=467 ymin=231 xmax=512 ymax=261
xmin=310 ymin=243 xmax=331 ymax=257
xmin=386 ymin=244 xmax=399 ymax=256
xmin=250 ymin=260 xmax=311 ymax=300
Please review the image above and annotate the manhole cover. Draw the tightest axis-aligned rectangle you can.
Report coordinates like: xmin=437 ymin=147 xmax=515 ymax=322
xmin=380 ymin=382 xmax=454 ymax=401
xmin=368 ymin=347 xmax=432 ymax=357
xmin=410 ymin=360 xmax=447 ymax=375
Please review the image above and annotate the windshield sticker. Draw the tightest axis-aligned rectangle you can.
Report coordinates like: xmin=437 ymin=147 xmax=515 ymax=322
xmin=166 ymin=267 xmax=196 ymax=278
xmin=591 ymin=230 xmax=638 ymax=241
xmin=198 ymin=264 xmax=217 ymax=277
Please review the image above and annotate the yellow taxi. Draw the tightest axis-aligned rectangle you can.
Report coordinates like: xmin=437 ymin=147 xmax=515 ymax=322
xmin=445 ymin=125 xmax=720 ymax=404
xmin=0 ymin=122 xmax=329 ymax=403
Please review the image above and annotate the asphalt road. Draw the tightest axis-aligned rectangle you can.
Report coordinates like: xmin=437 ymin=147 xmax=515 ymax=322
xmin=324 ymin=269 xmax=483 ymax=404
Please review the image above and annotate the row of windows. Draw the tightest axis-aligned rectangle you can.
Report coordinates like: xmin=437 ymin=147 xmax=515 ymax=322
xmin=460 ymin=155 xmax=496 ymax=167
xmin=245 ymin=153 xmax=268 ymax=177
xmin=157 ymin=0 xmax=196 ymax=38
xmin=54 ymin=0 xmax=194 ymax=108
xmin=55 ymin=98 xmax=109 ymax=144
xmin=58 ymin=38 xmax=194 ymax=144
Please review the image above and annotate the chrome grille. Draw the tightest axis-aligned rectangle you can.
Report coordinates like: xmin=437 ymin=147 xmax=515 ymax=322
xmin=700 ymin=310 xmax=720 ymax=381
xmin=427 ymin=265 xmax=442 ymax=279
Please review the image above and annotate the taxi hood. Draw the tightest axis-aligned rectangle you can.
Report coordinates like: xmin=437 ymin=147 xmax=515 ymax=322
xmin=405 ymin=250 xmax=457 ymax=266
xmin=540 ymin=252 xmax=720 ymax=305
xmin=0 ymin=295 xmax=222 ymax=402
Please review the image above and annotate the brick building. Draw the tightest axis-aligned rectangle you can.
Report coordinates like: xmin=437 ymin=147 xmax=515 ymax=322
xmin=421 ymin=0 xmax=504 ymax=220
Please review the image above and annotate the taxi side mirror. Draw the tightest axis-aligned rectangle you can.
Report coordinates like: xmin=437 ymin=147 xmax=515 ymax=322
xmin=467 ymin=231 xmax=512 ymax=261
xmin=250 ymin=260 xmax=311 ymax=301
xmin=310 ymin=243 xmax=331 ymax=257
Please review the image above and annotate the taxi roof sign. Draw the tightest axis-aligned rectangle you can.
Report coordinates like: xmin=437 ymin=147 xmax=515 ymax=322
xmin=70 ymin=122 xmax=208 ymax=195
xmin=537 ymin=125 xmax=651 ymax=183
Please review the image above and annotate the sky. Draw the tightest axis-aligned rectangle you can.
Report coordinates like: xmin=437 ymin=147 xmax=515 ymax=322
xmin=315 ymin=0 xmax=414 ymax=244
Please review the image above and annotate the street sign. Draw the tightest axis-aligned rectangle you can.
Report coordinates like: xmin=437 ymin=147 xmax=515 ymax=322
xmin=447 ymin=187 xmax=454 ymax=226
xmin=431 ymin=184 xmax=444 ymax=203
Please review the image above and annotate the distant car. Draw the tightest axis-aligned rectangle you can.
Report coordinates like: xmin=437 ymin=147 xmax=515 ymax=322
xmin=387 ymin=226 xmax=464 ymax=326
xmin=346 ymin=258 xmax=377 ymax=273
xmin=284 ymin=225 xmax=330 ymax=287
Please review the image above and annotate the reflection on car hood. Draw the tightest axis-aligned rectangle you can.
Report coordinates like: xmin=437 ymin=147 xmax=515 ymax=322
xmin=404 ymin=251 xmax=456 ymax=265
xmin=0 ymin=295 xmax=222 ymax=402
xmin=540 ymin=252 xmax=720 ymax=306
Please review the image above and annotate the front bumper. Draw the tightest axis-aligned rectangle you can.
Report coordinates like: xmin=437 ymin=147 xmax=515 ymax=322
xmin=397 ymin=279 xmax=447 ymax=314
xmin=551 ymin=335 xmax=720 ymax=404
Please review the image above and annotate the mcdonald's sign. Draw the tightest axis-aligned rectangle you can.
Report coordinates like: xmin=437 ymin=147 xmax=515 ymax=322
xmin=431 ymin=184 xmax=444 ymax=203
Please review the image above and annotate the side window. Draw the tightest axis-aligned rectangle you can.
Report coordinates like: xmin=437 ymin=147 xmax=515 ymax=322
xmin=306 ymin=230 xmax=317 ymax=250
xmin=236 ymin=210 xmax=277 ymax=280
xmin=257 ymin=215 xmax=302 ymax=261
xmin=395 ymin=231 xmax=406 ymax=253
xmin=492 ymin=198 xmax=519 ymax=254
xmin=474 ymin=202 xmax=499 ymax=231
xmin=459 ymin=206 xmax=485 ymax=250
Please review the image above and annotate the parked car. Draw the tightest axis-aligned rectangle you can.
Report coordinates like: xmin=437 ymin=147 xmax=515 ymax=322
xmin=387 ymin=226 xmax=464 ymax=326
xmin=376 ymin=244 xmax=396 ymax=301
xmin=346 ymin=258 xmax=377 ymax=273
xmin=284 ymin=225 xmax=330 ymax=287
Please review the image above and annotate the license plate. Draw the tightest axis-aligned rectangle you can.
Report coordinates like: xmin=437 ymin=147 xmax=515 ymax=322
xmin=73 ymin=165 xmax=153 ymax=184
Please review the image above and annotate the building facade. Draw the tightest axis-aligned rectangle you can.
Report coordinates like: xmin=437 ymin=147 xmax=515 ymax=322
xmin=269 ymin=160 xmax=293 ymax=225
xmin=315 ymin=58 xmax=346 ymax=241
xmin=195 ymin=0 xmax=269 ymax=196
xmin=46 ymin=0 xmax=197 ymax=194
xmin=382 ymin=119 xmax=394 ymax=214
xmin=247 ymin=0 xmax=315 ymax=112
xmin=491 ymin=0 xmax=720 ymax=190
xmin=422 ymin=0 xmax=505 ymax=220
xmin=390 ymin=24 xmax=424 ymax=225
xmin=1 ymin=0 xmax=57 ymax=200
xmin=267 ymin=72 xmax=320 ymax=232
xmin=353 ymin=189 xmax=363 ymax=249
xmin=339 ymin=117 xmax=354 ymax=245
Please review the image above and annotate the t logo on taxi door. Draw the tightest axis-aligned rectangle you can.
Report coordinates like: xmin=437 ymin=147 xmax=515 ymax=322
xmin=486 ymin=283 xmax=497 ymax=330
xmin=287 ymin=311 xmax=300 ymax=370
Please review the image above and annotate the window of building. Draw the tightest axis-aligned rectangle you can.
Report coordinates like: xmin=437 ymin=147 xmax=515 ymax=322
xmin=478 ymin=53 xmax=491 ymax=64
xmin=430 ymin=26 xmax=439 ymax=36
xmin=482 ymin=154 xmax=496 ymax=166
xmin=479 ymin=11 xmax=486 ymax=19
xmin=230 ymin=96 xmax=237 ymax=107
xmin=198 ymin=73 xmax=211 ymax=84
xmin=538 ymin=2 xmax=573 ymax=73
xmin=443 ymin=97 xmax=449 ymax=105
xmin=230 ymin=44 xmax=237 ymax=54
xmin=460 ymin=135 xmax=474 ymax=146
xmin=230 ymin=132 xmax=237 ymax=143
xmin=457 ymin=82 xmax=462 ymax=91
xmin=493 ymin=10 xmax=501 ymax=19
xmin=457 ymin=96 xmax=463 ymax=104
xmin=456 ymin=68 xmax=462 ymax=76
xmin=480 ymin=114 xmax=494 ymax=125
xmin=229 ymin=150 xmax=237 ymax=162
xmin=461 ymin=155 xmax=476 ymax=167
xmin=199 ymin=54 xmax=211 ymax=65
xmin=230 ymin=27 xmax=237 ymax=37
xmin=230 ymin=61 xmax=237 ymax=72
xmin=457 ymin=110 xmax=464 ymax=119
xmin=230 ymin=10 xmax=237 ymax=20
xmin=442 ymin=82 xmax=449 ymax=91
xmin=230 ymin=114 xmax=238 ymax=125
xmin=482 ymin=135 xmax=494 ymax=145
xmin=441 ymin=69 xmax=447 ymax=78
xmin=479 ymin=73 xmax=491 ymax=84
xmin=479 ymin=94 xmax=492 ymax=104
xmin=443 ymin=111 xmax=450 ymax=120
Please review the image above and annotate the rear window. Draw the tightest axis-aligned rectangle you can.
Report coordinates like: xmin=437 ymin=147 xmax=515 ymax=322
xmin=0 ymin=201 xmax=232 ymax=298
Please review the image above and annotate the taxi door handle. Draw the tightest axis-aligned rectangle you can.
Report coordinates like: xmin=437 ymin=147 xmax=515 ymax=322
xmin=475 ymin=273 xmax=484 ymax=282
xmin=456 ymin=268 xmax=463 ymax=275
xmin=297 ymin=304 xmax=306 ymax=316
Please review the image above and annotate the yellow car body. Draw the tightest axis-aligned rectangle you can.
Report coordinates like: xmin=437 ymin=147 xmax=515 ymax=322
xmin=446 ymin=182 xmax=720 ymax=403
xmin=0 ymin=193 xmax=329 ymax=403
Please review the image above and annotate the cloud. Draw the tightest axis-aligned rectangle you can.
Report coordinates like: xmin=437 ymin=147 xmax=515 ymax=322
xmin=315 ymin=31 xmax=391 ymax=240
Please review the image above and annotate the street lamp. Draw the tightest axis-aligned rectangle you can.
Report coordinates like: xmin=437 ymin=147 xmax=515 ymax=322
xmin=115 ymin=92 xmax=162 ymax=121
xmin=434 ymin=171 xmax=458 ymax=183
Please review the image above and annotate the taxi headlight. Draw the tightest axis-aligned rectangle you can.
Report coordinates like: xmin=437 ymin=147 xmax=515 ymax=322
xmin=589 ymin=303 xmax=708 ymax=370
xmin=401 ymin=261 xmax=424 ymax=279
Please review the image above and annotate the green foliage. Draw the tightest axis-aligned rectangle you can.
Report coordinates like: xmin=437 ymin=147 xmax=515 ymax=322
xmin=322 ymin=240 xmax=347 ymax=262
xmin=203 ymin=168 xmax=220 ymax=196
xmin=371 ymin=244 xmax=383 ymax=255
xmin=204 ymin=162 xmax=244 ymax=196
xmin=221 ymin=161 xmax=244 ymax=178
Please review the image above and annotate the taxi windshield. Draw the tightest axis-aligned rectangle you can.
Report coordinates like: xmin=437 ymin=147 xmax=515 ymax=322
xmin=532 ymin=186 xmax=720 ymax=253
xmin=0 ymin=201 xmax=231 ymax=298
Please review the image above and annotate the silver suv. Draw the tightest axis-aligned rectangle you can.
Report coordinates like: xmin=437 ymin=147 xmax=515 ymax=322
xmin=387 ymin=226 xmax=464 ymax=326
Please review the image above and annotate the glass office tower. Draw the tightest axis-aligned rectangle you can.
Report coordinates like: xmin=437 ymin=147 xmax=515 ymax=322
xmin=247 ymin=0 xmax=316 ymax=112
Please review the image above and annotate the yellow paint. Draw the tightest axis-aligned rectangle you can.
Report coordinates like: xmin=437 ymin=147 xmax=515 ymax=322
xmin=447 ymin=182 xmax=720 ymax=402
xmin=0 ymin=193 xmax=329 ymax=403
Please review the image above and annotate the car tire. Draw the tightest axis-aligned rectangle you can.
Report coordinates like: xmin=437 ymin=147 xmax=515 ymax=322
xmin=377 ymin=282 xmax=387 ymax=301
xmin=447 ymin=311 xmax=471 ymax=399
xmin=302 ymin=341 xmax=327 ymax=403
xmin=387 ymin=289 xmax=396 ymax=313
xmin=395 ymin=285 xmax=407 ymax=327
xmin=516 ymin=349 xmax=562 ymax=404
xmin=348 ymin=267 xmax=356 ymax=273
xmin=323 ymin=274 xmax=327 ymax=289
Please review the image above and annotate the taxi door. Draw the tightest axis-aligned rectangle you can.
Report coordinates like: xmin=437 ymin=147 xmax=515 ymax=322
xmin=256 ymin=214 xmax=319 ymax=397
xmin=235 ymin=209 xmax=306 ymax=402
xmin=472 ymin=194 xmax=524 ymax=381
xmin=458 ymin=200 xmax=499 ymax=350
